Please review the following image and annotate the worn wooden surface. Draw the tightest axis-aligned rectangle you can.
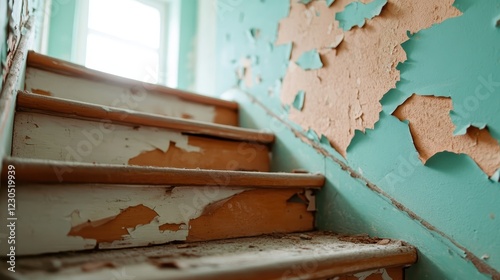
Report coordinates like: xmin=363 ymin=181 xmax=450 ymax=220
xmin=0 ymin=181 xmax=314 ymax=254
xmin=16 ymin=91 xmax=271 ymax=143
xmin=0 ymin=18 xmax=33 ymax=173
xmin=26 ymin=52 xmax=239 ymax=126
xmin=2 ymin=157 xmax=325 ymax=187
xmin=12 ymin=111 xmax=271 ymax=171
xmin=1 ymin=232 xmax=416 ymax=280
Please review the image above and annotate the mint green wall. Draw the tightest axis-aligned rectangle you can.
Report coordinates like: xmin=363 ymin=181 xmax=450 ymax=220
xmin=47 ymin=0 xmax=77 ymax=61
xmin=177 ymin=0 xmax=198 ymax=90
xmin=0 ymin=0 xmax=8 ymax=90
xmin=216 ymin=0 xmax=500 ymax=279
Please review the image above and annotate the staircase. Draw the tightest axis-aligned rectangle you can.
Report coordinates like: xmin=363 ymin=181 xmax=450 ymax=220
xmin=0 ymin=50 xmax=417 ymax=279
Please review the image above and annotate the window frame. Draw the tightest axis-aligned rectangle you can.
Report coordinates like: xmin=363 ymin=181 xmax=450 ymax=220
xmin=73 ymin=0 xmax=180 ymax=87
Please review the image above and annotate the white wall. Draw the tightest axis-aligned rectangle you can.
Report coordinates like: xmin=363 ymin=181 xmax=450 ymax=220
xmin=194 ymin=0 xmax=217 ymax=96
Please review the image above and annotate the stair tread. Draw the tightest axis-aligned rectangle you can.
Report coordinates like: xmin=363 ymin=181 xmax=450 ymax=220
xmin=26 ymin=51 xmax=238 ymax=110
xmin=2 ymin=157 xmax=325 ymax=188
xmin=17 ymin=91 xmax=274 ymax=143
xmin=5 ymin=231 xmax=417 ymax=280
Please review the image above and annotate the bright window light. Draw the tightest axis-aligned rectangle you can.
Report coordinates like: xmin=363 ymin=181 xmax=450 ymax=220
xmin=85 ymin=0 xmax=163 ymax=83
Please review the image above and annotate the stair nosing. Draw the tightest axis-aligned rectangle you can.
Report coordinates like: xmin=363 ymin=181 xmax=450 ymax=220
xmin=16 ymin=91 xmax=274 ymax=144
xmin=3 ymin=157 xmax=325 ymax=188
xmin=26 ymin=51 xmax=239 ymax=110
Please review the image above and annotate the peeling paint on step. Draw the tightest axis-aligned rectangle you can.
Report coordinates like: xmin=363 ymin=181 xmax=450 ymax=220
xmin=353 ymin=268 xmax=393 ymax=280
xmin=68 ymin=205 xmax=158 ymax=243
xmin=186 ymin=189 xmax=314 ymax=242
xmin=12 ymin=112 xmax=202 ymax=165
xmin=3 ymin=184 xmax=245 ymax=255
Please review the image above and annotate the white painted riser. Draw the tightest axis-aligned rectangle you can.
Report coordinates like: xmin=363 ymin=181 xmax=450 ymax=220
xmin=12 ymin=112 xmax=198 ymax=164
xmin=24 ymin=68 xmax=217 ymax=123
xmin=0 ymin=184 xmax=246 ymax=255
xmin=12 ymin=112 xmax=257 ymax=170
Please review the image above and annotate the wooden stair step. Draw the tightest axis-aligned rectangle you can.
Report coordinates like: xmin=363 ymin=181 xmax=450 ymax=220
xmin=3 ymin=157 xmax=325 ymax=187
xmin=1 ymin=157 xmax=324 ymax=255
xmin=2 ymin=232 xmax=417 ymax=280
xmin=25 ymin=51 xmax=239 ymax=126
xmin=13 ymin=91 xmax=273 ymax=171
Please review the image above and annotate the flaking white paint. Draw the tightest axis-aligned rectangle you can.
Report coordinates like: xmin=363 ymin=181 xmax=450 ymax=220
xmin=0 ymin=184 xmax=245 ymax=255
xmin=24 ymin=67 xmax=216 ymax=122
xmin=12 ymin=112 xmax=202 ymax=164
xmin=353 ymin=268 xmax=393 ymax=280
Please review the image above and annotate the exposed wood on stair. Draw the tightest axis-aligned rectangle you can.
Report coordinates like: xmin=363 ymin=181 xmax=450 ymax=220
xmin=2 ymin=157 xmax=325 ymax=188
xmin=12 ymin=110 xmax=272 ymax=171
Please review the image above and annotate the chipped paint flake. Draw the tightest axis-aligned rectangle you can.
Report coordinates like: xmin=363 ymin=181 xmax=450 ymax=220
xmin=296 ymin=49 xmax=323 ymax=70
xmin=248 ymin=28 xmax=261 ymax=41
xmin=292 ymin=90 xmax=306 ymax=110
xmin=335 ymin=0 xmax=388 ymax=31
xmin=238 ymin=57 xmax=254 ymax=88
xmin=354 ymin=268 xmax=393 ymax=280
xmin=298 ymin=0 xmax=313 ymax=4
xmin=393 ymin=94 xmax=500 ymax=177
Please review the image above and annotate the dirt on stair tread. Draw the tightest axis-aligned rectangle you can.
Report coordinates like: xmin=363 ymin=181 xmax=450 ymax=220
xmin=5 ymin=231 xmax=416 ymax=279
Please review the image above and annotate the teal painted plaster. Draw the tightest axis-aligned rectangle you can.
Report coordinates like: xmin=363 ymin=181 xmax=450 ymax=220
xmin=292 ymin=90 xmax=305 ymax=110
xmin=381 ymin=0 xmax=500 ymax=139
xmin=47 ymin=0 xmax=77 ymax=61
xmin=217 ymin=0 xmax=291 ymax=113
xmin=0 ymin=0 xmax=7 ymax=89
xmin=217 ymin=0 xmax=500 ymax=278
xmin=335 ymin=0 xmax=387 ymax=31
xmin=295 ymin=49 xmax=323 ymax=70
xmin=177 ymin=0 xmax=198 ymax=90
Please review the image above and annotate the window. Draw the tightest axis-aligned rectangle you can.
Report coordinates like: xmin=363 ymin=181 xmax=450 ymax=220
xmin=74 ymin=0 xmax=177 ymax=85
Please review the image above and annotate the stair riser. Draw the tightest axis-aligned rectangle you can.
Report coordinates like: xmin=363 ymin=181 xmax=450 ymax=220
xmin=12 ymin=112 xmax=270 ymax=172
xmin=0 ymin=185 xmax=313 ymax=255
xmin=335 ymin=267 xmax=403 ymax=280
xmin=25 ymin=68 xmax=238 ymax=126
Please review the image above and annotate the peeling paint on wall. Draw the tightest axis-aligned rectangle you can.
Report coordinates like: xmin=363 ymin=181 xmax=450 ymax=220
xmin=217 ymin=0 xmax=500 ymax=278
xmin=393 ymin=94 xmax=500 ymax=177
xmin=293 ymin=90 xmax=306 ymax=110
xmin=277 ymin=0 xmax=461 ymax=156
xmin=335 ymin=0 xmax=388 ymax=31
xmin=296 ymin=49 xmax=323 ymax=70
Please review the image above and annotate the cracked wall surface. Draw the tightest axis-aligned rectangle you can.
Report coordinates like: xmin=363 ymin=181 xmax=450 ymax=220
xmin=217 ymin=0 xmax=500 ymax=279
